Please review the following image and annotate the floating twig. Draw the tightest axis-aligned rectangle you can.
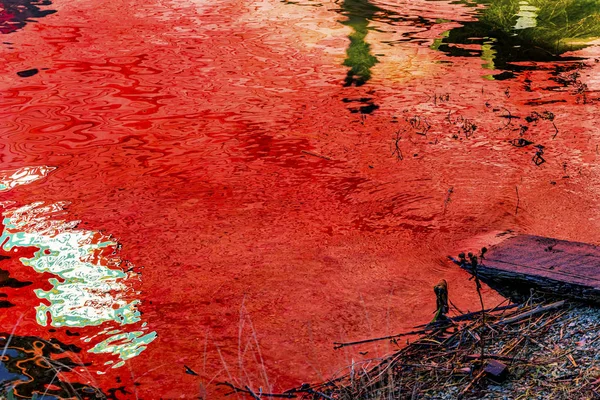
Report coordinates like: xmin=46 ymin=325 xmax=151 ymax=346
xmin=301 ymin=150 xmax=332 ymax=161
xmin=532 ymin=145 xmax=546 ymax=166
xmin=333 ymin=326 xmax=445 ymax=350
xmin=391 ymin=129 xmax=404 ymax=161
xmin=217 ymin=382 xmax=297 ymax=398
xmin=515 ymin=186 xmax=520 ymax=216
xmin=443 ymin=187 xmax=453 ymax=214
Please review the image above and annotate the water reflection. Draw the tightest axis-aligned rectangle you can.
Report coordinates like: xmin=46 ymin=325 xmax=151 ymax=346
xmin=336 ymin=0 xmax=436 ymax=87
xmin=0 ymin=264 xmax=32 ymax=308
xmin=0 ymin=167 xmax=156 ymax=376
xmin=284 ymin=0 xmax=600 ymax=85
xmin=433 ymin=0 xmax=600 ymax=77
xmin=0 ymin=201 xmax=156 ymax=369
xmin=1 ymin=0 xmax=599 ymax=396
xmin=0 ymin=166 xmax=55 ymax=193
xmin=0 ymin=333 xmax=107 ymax=398
xmin=339 ymin=0 xmax=380 ymax=86
xmin=0 ymin=0 xmax=56 ymax=35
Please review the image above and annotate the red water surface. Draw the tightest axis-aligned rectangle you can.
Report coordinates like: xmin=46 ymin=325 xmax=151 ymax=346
xmin=1 ymin=0 xmax=600 ymax=397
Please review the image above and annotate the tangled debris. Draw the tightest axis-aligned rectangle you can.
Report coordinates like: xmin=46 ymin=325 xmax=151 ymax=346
xmin=219 ymin=246 xmax=600 ymax=399
xmin=220 ymin=297 xmax=600 ymax=400
xmin=300 ymin=298 xmax=600 ymax=400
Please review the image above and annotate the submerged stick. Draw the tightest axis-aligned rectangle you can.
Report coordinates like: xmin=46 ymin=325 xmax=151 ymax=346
xmin=301 ymin=150 xmax=332 ymax=161
xmin=217 ymin=382 xmax=296 ymax=398
xmin=333 ymin=326 xmax=445 ymax=350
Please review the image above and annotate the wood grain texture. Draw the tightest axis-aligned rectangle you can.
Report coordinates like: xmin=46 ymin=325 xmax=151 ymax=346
xmin=454 ymin=235 xmax=600 ymax=302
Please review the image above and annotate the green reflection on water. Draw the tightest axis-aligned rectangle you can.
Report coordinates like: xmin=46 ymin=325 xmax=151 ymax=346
xmin=339 ymin=0 xmax=381 ymax=86
xmin=285 ymin=0 xmax=599 ymax=83
xmin=436 ymin=0 xmax=600 ymax=74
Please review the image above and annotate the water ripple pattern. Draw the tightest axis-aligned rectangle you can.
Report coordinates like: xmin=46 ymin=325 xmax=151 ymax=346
xmin=0 ymin=0 xmax=599 ymax=396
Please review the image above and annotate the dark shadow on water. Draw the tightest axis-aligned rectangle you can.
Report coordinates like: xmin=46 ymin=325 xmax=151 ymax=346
xmin=0 ymin=0 xmax=56 ymax=35
xmin=0 ymin=255 xmax=31 ymax=308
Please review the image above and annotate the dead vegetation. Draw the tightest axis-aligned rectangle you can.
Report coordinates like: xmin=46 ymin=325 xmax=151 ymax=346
xmin=305 ymin=299 xmax=600 ymax=400
xmin=220 ymin=295 xmax=600 ymax=400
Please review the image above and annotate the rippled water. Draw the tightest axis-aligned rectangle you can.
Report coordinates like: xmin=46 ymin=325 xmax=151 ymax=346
xmin=0 ymin=0 xmax=599 ymax=397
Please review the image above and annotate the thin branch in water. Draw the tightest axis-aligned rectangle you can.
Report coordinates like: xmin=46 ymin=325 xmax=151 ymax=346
xmin=515 ymin=186 xmax=520 ymax=216
xmin=302 ymin=150 xmax=332 ymax=161
xmin=467 ymin=250 xmax=486 ymax=362
xmin=391 ymin=129 xmax=404 ymax=161
xmin=552 ymin=121 xmax=559 ymax=139
xmin=333 ymin=326 xmax=449 ymax=349
xmin=532 ymin=145 xmax=546 ymax=166
xmin=245 ymin=385 xmax=261 ymax=400
xmin=217 ymin=382 xmax=296 ymax=398
xmin=443 ymin=186 xmax=454 ymax=214
xmin=1 ymin=313 xmax=24 ymax=360
xmin=128 ymin=362 xmax=140 ymax=400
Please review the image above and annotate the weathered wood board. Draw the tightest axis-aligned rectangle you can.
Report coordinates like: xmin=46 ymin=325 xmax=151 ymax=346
xmin=453 ymin=234 xmax=600 ymax=302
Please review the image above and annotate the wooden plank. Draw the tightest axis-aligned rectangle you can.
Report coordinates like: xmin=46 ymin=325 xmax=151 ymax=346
xmin=485 ymin=235 xmax=600 ymax=288
xmin=452 ymin=234 xmax=600 ymax=302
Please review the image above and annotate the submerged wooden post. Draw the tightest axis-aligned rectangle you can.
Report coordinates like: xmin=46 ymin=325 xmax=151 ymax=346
xmin=433 ymin=279 xmax=449 ymax=321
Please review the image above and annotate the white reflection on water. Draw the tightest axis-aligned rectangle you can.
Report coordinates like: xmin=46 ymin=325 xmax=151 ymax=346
xmin=0 ymin=169 xmax=155 ymax=370
xmin=514 ymin=1 xmax=538 ymax=30
xmin=0 ymin=166 xmax=56 ymax=192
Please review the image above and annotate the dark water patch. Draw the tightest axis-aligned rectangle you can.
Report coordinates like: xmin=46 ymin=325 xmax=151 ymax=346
xmin=342 ymin=96 xmax=379 ymax=114
xmin=280 ymin=0 xmax=322 ymax=6
xmin=350 ymin=102 xmax=379 ymax=114
xmin=107 ymin=386 xmax=132 ymax=398
xmin=16 ymin=68 xmax=39 ymax=77
xmin=0 ymin=333 xmax=107 ymax=399
xmin=342 ymin=97 xmax=373 ymax=103
xmin=492 ymin=71 xmax=515 ymax=80
xmin=0 ymin=268 xmax=32 ymax=289
xmin=0 ymin=254 xmax=32 ymax=308
xmin=0 ymin=0 xmax=56 ymax=35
